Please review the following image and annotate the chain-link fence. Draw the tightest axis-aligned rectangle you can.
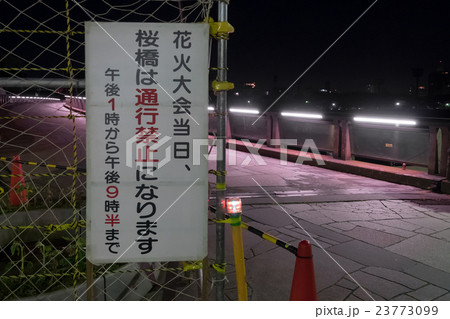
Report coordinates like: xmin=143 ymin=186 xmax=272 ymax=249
xmin=0 ymin=0 xmax=214 ymax=301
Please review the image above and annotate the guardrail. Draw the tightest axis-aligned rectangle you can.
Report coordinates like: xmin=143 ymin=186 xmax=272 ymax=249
xmin=209 ymin=110 xmax=450 ymax=178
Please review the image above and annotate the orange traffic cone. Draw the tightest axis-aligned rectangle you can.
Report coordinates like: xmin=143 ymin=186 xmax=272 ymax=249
xmin=9 ymin=155 xmax=27 ymax=206
xmin=290 ymin=240 xmax=318 ymax=300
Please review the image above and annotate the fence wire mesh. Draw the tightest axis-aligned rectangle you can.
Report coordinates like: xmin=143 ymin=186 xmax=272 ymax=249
xmin=0 ymin=0 xmax=214 ymax=301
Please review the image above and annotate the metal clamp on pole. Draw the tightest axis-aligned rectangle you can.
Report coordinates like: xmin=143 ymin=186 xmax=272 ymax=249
xmin=226 ymin=198 xmax=248 ymax=301
xmin=212 ymin=79 xmax=234 ymax=95
xmin=208 ymin=18 xmax=235 ymax=40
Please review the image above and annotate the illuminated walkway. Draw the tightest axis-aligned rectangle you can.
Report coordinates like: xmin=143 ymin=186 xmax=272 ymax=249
xmin=208 ymin=147 xmax=450 ymax=301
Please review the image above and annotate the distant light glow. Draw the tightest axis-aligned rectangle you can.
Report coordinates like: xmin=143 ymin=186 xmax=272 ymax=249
xmin=245 ymin=82 xmax=256 ymax=89
xmin=229 ymin=108 xmax=259 ymax=114
xmin=247 ymin=100 xmax=251 ymax=104
xmin=332 ymin=103 xmax=336 ymax=106
xmin=65 ymin=95 xmax=86 ymax=100
xmin=354 ymin=117 xmax=416 ymax=126
xmin=235 ymin=92 xmax=239 ymax=96
xmin=208 ymin=106 xmax=214 ymax=111
xmin=305 ymin=100 xmax=309 ymax=104
xmin=10 ymin=96 xmax=60 ymax=101
xmin=281 ymin=112 xmax=323 ymax=119
xmin=395 ymin=102 xmax=400 ymax=106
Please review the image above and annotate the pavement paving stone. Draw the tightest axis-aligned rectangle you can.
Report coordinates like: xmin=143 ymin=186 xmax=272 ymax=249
xmin=250 ymin=239 xmax=279 ymax=256
xmin=313 ymin=248 xmax=364 ymax=291
xmin=401 ymin=218 xmax=450 ymax=232
xmin=277 ymin=227 xmax=309 ymax=240
xmin=422 ymin=210 xmax=450 ymax=220
xmin=431 ymin=229 xmax=450 ymax=242
xmin=407 ymin=284 xmax=448 ymax=301
xmin=387 ymin=234 xmax=450 ymax=272
xmin=313 ymin=209 xmax=374 ymax=222
xmin=391 ymin=294 xmax=418 ymax=301
xmin=351 ymin=287 xmax=385 ymax=301
xmin=282 ymin=203 xmax=314 ymax=213
xmin=414 ymin=227 xmax=436 ymax=235
xmin=336 ymin=278 xmax=359 ymax=290
xmin=405 ymin=263 xmax=450 ymax=290
xmin=343 ymin=227 xmax=406 ymax=247
xmin=351 ymin=221 xmax=416 ymax=238
xmin=243 ymin=207 xmax=293 ymax=227
xmin=228 ymin=174 xmax=288 ymax=187
xmin=310 ymin=238 xmax=333 ymax=249
xmin=324 ymin=222 xmax=357 ymax=232
xmin=290 ymin=211 xmax=335 ymax=225
xmin=329 ymin=240 xmax=417 ymax=271
xmin=314 ymin=236 xmax=341 ymax=247
xmin=374 ymin=219 xmax=422 ymax=231
xmin=290 ymin=219 xmax=353 ymax=243
xmin=345 ymin=294 xmax=364 ymax=301
xmin=435 ymin=293 xmax=450 ymax=301
xmin=361 ymin=267 xmax=426 ymax=289
xmin=245 ymin=247 xmax=296 ymax=301
xmin=318 ymin=285 xmax=352 ymax=301
xmin=396 ymin=210 xmax=430 ymax=219
xmin=351 ymin=271 xmax=411 ymax=300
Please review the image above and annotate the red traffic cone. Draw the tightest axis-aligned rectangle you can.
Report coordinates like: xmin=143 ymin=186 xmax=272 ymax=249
xmin=9 ymin=155 xmax=27 ymax=206
xmin=290 ymin=240 xmax=317 ymax=301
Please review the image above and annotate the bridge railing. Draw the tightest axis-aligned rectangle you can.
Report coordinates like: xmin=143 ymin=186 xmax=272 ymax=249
xmin=209 ymin=110 xmax=450 ymax=178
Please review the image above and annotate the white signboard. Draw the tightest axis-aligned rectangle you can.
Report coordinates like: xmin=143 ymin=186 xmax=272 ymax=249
xmin=85 ymin=22 xmax=209 ymax=263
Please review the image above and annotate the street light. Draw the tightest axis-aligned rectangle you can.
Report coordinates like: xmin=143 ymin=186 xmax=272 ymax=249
xmin=281 ymin=112 xmax=323 ymax=119
xmin=229 ymin=108 xmax=259 ymax=114
xmin=353 ymin=117 xmax=416 ymax=126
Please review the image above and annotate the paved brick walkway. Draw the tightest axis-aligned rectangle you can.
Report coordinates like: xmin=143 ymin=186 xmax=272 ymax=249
xmin=208 ymin=147 xmax=450 ymax=301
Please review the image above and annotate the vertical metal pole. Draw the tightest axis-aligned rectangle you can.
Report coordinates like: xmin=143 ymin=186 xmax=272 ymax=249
xmin=215 ymin=0 xmax=228 ymax=301
xmin=86 ymin=260 xmax=95 ymax=301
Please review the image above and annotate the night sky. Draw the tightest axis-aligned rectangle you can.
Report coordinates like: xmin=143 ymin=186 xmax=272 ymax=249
xmin=1 ymin=0 xmax=449 ymax=97
xmin=227 ymin=0 xmax=450 ymax=95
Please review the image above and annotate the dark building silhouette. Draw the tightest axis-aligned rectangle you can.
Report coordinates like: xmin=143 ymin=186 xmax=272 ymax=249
xmin=428 ymin=61 xmax=450 ymax=96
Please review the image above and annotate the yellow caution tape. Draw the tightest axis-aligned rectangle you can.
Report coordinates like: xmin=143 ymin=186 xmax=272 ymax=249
xmin=212 ymin=80 xmax=234 ymax=94
xmin=208 ymin=169 xmax=227 ymax=176
xmin=214 ymin=218 xmax=232 ymax=224
xmin=212 ymin=263 xmax=226 ymax=275
xmin=0 ymin=67 xmax=85 ymax=72
xmin=216 ymin=182 xmax=226 ymax=190
xmin=0 ymin=272 xmax=86 ymax=280
xmin=0 ymin=29 xmax=84 ymax=35
xmin=0 ymin=187 xmax=4 ymax=195
xmin=0 ymin=220 xmax=86 ymax=233
xmin=0 ymin=172 xmax=86 ymax=178
xmin=0 ymin=115 xmax=85 ymax=120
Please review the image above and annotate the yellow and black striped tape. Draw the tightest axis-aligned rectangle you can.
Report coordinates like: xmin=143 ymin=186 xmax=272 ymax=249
xmin=0 ymin=272 xmax=85 ymax=280
xmin=0 ymin=29 xmax=84 ymax=35
xmin=0 ymin=115 xmax=85 ymax=120
xmin=0 ymin=67 xmax=85 ymax=72
xmin=0 ymin=156 xmax=86 ymax=173
xmin=0 ymin=220 xmax=86 ymax=233
xmin=0 ymin=172 xmax=86 ymax=178
xmin=208 ymin=169 xmax=227 ymax=177
xmin=209 ymin=206 xmax=298 ymax=256
xmin=0 ymin=261 xmax=204 ymax=281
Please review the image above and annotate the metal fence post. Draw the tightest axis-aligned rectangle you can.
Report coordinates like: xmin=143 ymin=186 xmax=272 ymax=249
xmin=215 ymin=0 xmax=229 ymax=301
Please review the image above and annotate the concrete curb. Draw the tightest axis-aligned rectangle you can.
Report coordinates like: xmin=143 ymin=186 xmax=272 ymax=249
xmin=225 ymin=139 xmax=447 ymax=193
